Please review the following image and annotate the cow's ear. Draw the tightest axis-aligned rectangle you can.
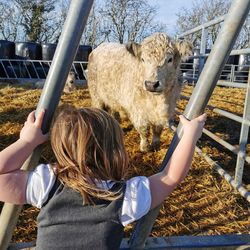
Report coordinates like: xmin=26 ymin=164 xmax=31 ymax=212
xmin=175 ymin=40 xmax=193 ymax=62
xmin=126 ymin=42 xmax=142 ymax=59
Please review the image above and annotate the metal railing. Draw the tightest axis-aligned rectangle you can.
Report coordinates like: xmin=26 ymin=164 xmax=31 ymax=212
xmin=1 ymin=58 xmax=248 ymax=89
xmin=180 ymin=48 xmax=250 ymax=86
xmin=178 ymin=24 xmax=250 ymax=201
xmin=0 ymin=59 xmax=88 ymax=85
xmin=129 ymin=0 xmax=250 ymax=248
xmin=177 ymin=13 xmax=250 ymax=199
xmin=181 ymin=63 xmax=249 ymax=84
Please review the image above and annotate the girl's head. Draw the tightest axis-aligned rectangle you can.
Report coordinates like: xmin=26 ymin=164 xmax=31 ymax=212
xmin=51 ymin=105 xmax=129 ymax=202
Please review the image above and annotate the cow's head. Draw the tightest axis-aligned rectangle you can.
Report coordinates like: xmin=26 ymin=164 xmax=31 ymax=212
xmin=126 ymin=33 xmax=193 ymax=93
xmin=64 ymin=71 xmax=77 ymax=93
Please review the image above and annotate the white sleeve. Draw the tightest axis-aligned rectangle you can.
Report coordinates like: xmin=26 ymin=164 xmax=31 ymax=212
xmin=121 ymin=176 xmax=151 ymax=226
xmin=26 ymin=164 xmax=56 ymax=208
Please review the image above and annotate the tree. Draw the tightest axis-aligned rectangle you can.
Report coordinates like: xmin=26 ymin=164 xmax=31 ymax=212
xmin=0 ymin=1 xmax=21 ymax=41
xmin=13 ymin=0 xmax=59 ymax=42
xmin=80 ymin=3 xmax=103 ymax=47
xmin=0 ymin=0 xmax=167 ymax=46
xmin=98 ymin=0 xmax=166 ymax=44
xmin=175 ymin=0 xmax=249 ymax=49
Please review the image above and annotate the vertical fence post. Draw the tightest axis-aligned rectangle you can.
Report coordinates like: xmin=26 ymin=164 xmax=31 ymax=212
xmin=198 ymin=27 xmax=208 ymax=77
xmin=129 ymin=1 xmax=250 ymax=249
xmin=235 ymin=69 xmax=250 ymax=184
xmin=0 ymin=1 xmax=94 ymax=249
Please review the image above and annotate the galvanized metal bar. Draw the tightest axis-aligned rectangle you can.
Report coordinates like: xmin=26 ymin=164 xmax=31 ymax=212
xmin=39 ymin=61 xmax=47 ymax=77
xmin=122 ymin=234 xmax=250 ymax=249
xmin=180 ymin=94 xmax=250 ymax=126
xmin=178 ymin=15 xmax=225 ymax=38
xmin=231 ymin=65 xmax=236 ymax=82
xmin=23 ymin=62 xmax=31 ymax=78
xmin=0 ymin=61 xmax=9 ymax=77
xmin=206 ymin=106 xmax=250 ymax=126
xmin=186 ymin=48 xmax=250 ymax=57
xmin=203 ymin=128 xmax=250 ymax=164
xmin=205 ymin=48 xmax=250 ymax=57
xmin=72 ymin=63 xmax=77 ymax=76
xmin=230 ymin=48 xmax=250 ymax=55
xmin=0 ymin=60 xmax=89 ymax=81
xmin=80 ymin=61 xmax=87 ymax=79
xmin=175 ymin=108 xmax=250 ymax=163
xmin=0 ymin=1 xmax=94 ymax=249
xmin=195 ymin=146 xmax=250 ymax=202
xmin=9 ymin=61 xmax=18 ymax=78
xmin=198 ymin=28 xmax=208 ymax=77
xmin=30 ymin=61 xmax=40 ymax=79
xmin=235 ymin=69 xmax=250 ymax=184
xmin=7 ymin=234 xmax=250 ymax=250
xmin=217 ymin=80 xmax=247 ymax=88
xmin=164 ymin=118 xmax=250 ymax=203
xmin=129 ymin=1 xmax=250 ymax=249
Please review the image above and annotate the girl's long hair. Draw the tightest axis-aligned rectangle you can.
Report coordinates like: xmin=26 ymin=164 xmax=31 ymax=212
xmin=50 ymin=105 xmax=129 ymax=203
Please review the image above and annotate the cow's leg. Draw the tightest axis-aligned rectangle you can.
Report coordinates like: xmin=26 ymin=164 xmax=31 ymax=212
xmin=91 ymin=98 xmax=105 ymax=110
xmin=110 ymin=110 xmax=121 ymax=122
xmin=119 ymin=109 xmax=128 ymax=121
xmin=151 ymin=125 xmax=163 ymax=151
xmin=137 ymin=125 xmax=150 ymax=152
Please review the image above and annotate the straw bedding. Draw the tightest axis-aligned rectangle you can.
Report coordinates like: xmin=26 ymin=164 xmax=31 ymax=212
xmin=0 ymin=82 xmax=249 ymax=243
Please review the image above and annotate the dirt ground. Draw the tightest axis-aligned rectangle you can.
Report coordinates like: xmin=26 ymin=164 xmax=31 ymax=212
xmin=0 ymin=83 xmax=249 ymax=243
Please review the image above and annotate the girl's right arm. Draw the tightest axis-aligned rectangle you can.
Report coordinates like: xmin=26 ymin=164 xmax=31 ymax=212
xmin=0 ymin=110 xmax=48 ymax=204
xmin=148 ymin=113 xmax=207 ymax=210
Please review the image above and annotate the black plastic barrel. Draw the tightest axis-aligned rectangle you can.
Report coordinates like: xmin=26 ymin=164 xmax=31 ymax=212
xmin=238 ymin=54 xmax=249 ymax=71
xmin=39 ymin=43 xmax=58 ymax=78
xmin=75 ymin=45 xmax=92 ymax=61
xmin=0 ymin=40 xmax=15 ymax=78
xmin=74 ymin=45 xmax=92 ymax=79
xmin=235 ymin=54 xmax=249 ymax=83
xmin=15 ymin=42 xmax=42 ymax=60
xmin=41 ymin=43 xmax=57 ymax=61
xmin=0 ymin=40 xmax=15 ymax=59
xmin=14 ymin=42 xmax=42 ymax=78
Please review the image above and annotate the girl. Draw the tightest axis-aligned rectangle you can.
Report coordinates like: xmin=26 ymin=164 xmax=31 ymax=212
xmin=0 ymin=105 xmax=206 ymax=250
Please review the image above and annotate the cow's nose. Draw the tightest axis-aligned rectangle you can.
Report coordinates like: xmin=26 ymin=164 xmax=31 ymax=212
xmin=145 ymin=80 xmax=160 ymax=92
xmin=153 ymin=81 xmax=160 ymax=88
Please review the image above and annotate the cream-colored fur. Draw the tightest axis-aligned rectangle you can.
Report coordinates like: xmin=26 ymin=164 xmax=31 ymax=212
xmin=87 ymin=33 xmax=193 ymax=152
xmin=64 ymin=70 xmax=77 ymax=93
xmin=34 ymin=71 xmax=77 ymax=93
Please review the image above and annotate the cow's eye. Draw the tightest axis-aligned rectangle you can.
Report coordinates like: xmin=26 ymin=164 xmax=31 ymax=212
xmin=167 ymin=57 xmax=173 ymax=63
xmin=141 ymin=58 xmax=145 ymax=62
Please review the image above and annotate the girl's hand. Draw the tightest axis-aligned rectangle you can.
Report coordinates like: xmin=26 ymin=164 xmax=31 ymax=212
xmin=19 ymin=109 xmax=48 ymax=146
xmin=179 ymin=113 xmax=207 ymax=142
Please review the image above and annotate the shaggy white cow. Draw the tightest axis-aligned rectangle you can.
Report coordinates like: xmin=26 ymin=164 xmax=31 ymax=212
xmin=63 ymin=70 xmax=77 ymax=93
xmin=87 ymin=33 xmax=192 ymax=152
xmin=34 ymin=70 xmax=77 ymax=93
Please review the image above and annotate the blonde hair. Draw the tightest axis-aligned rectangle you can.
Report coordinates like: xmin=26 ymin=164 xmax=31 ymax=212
xmin=50 ymin=105 xmax=129 ymax=203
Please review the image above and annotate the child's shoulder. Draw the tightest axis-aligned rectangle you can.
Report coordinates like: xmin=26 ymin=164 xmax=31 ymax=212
xmin=124 ymin=176 xmax=151 ymax=201
xmin=121 ymin=176 xmax=151 ymax=226
xmin=26 ymin=163 xmax=57 ymax=208
xmin=33 ymin=163 xmax=57 ymax=175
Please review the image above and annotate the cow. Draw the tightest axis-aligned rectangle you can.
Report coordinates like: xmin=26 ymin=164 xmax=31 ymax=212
xmin=87 ymin=33 xmax=193 ymax=152
xmin=34 ymin=70 xmax=77 ymax=93
xmin=63 ymin=70 xmax=77 ymax=93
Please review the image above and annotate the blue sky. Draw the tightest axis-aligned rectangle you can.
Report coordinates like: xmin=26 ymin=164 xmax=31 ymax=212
xmin=147 ymin=0 xmax=192 ymax=35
